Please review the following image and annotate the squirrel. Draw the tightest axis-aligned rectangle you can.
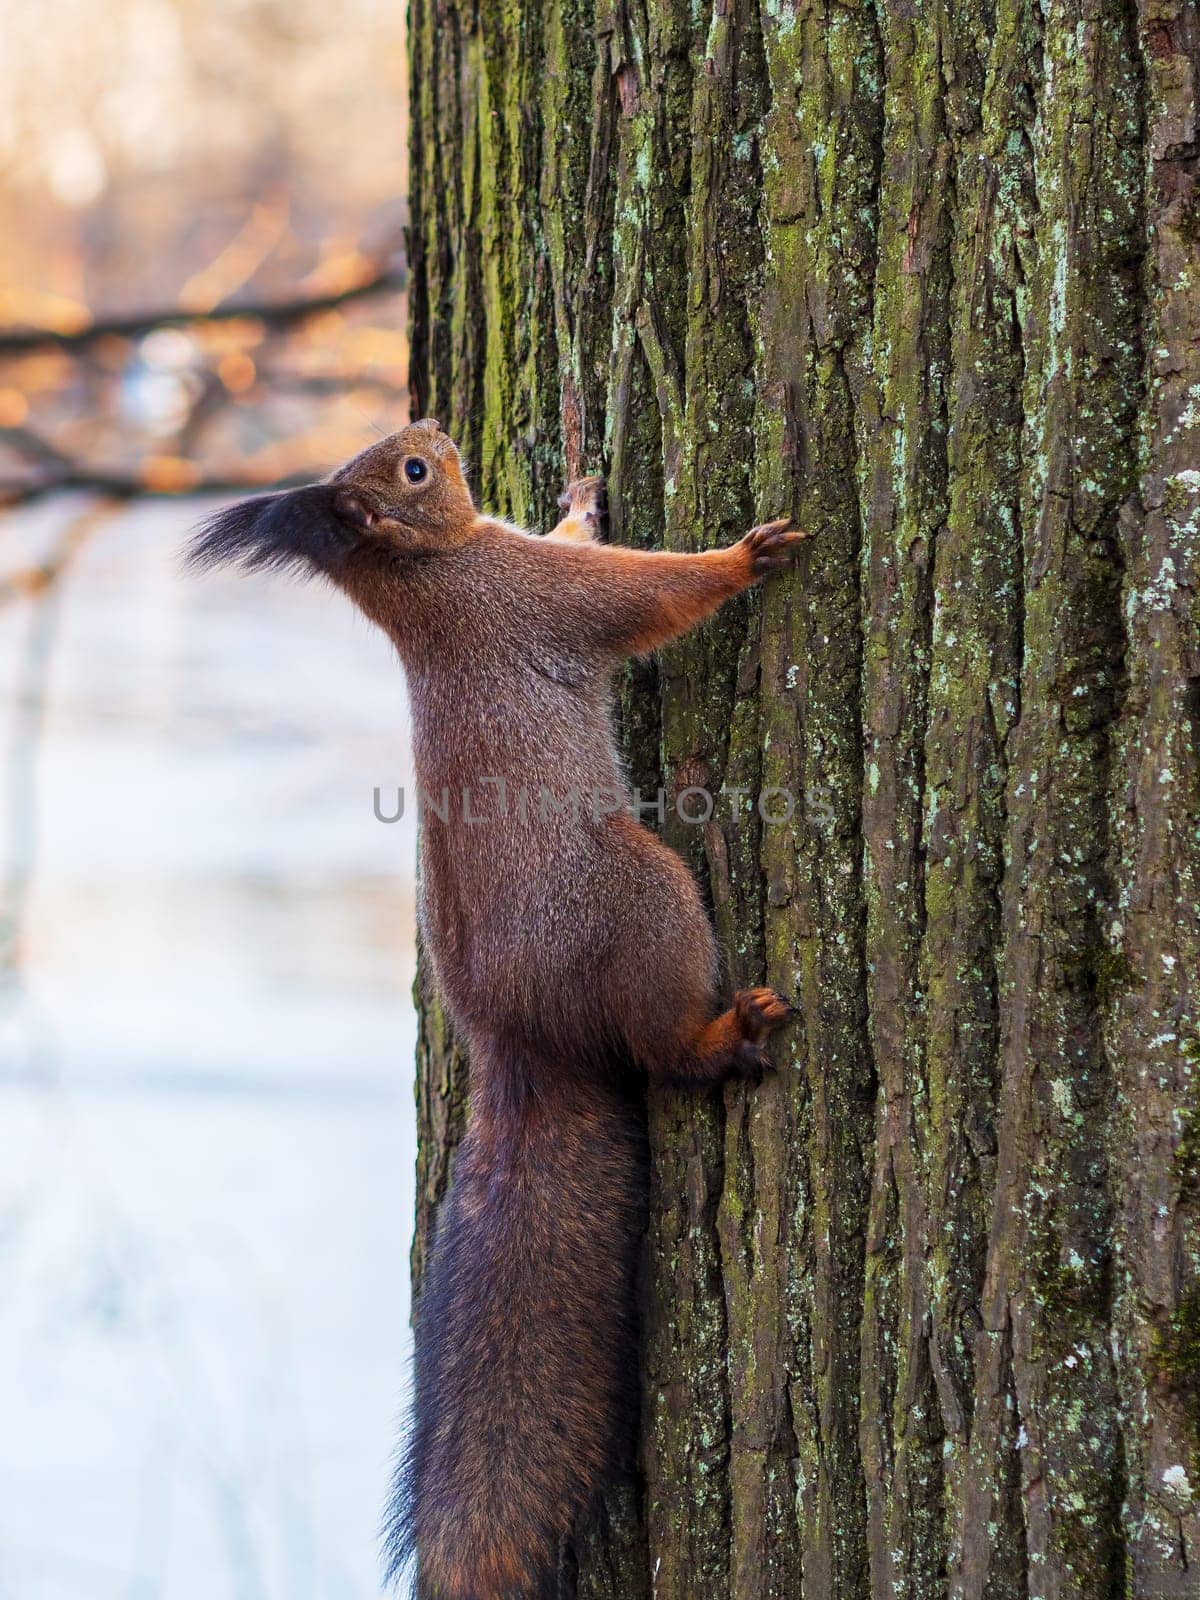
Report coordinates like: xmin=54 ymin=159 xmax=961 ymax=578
xmin=189 ymin=418 xmax=807 ymax=1600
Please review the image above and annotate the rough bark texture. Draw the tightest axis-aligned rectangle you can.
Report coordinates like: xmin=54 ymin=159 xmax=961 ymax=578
xmin=405 ymin=0 xmax=1200 ymax=1591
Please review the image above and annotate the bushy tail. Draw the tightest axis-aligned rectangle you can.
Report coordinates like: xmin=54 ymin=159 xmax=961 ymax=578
xmin=385 ymin=1067 xmax=646 ymax=1600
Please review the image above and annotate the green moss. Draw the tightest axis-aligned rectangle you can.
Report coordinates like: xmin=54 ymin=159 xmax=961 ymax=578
xmin=1152 ymin=1291 xmax=1200 ymax=1471
xmin=1093 ymin=944 xmax=1137 ymax=1007
xmin=1177 ymin=1037 xmax=1200 ymax=1191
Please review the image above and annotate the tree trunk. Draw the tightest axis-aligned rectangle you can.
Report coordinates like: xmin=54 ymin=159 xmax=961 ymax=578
xmin=405 ymin=0 xmax=1200 ymax=1591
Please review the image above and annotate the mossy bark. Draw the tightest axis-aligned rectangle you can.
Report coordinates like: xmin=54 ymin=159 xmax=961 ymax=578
xmin=406 ymin=0 xmax=1200 ymax=1591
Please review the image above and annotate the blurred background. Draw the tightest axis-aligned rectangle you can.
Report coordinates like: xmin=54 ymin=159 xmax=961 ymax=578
xmin=0 ymin=4 xmax=419 ymax=1596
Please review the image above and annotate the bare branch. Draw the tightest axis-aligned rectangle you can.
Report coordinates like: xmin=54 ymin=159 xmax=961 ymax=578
xmin=255 ymin=370 xmax=406 ymax=399
xmin=0 ymin=424 xmax=72 ymax=471
xmin=0 ymin=460 xmax=311 ymax=509
xmin=0 ymin=264 xmax=406 ymax=355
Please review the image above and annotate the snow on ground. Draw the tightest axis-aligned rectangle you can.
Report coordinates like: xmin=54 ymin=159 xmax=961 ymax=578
xmin=0 ymin=494 xmax=420 ymax=1599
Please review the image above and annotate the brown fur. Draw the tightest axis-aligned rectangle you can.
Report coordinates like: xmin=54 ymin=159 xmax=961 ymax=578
xmin=188 ymin=422 xmax=808 ymax=1599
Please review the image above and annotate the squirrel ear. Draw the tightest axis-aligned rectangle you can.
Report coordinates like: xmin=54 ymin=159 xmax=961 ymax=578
xmin=334 ymin=490 xmax=409 ymax=535
xmin=412 ymin=417 xmax=441 ymax=433
xmin=333 ymin=490 xmax=382 ymax=530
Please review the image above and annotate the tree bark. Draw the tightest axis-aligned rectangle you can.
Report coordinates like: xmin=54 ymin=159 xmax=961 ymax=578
xmin=405 ymin=0 xmax=1200 ymax=1592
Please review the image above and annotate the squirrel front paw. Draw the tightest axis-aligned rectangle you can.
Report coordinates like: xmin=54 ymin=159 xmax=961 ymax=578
xmin=551 ymin=476 xmax=607 ymax=542
xmin=740 ymin=518 xmax=809 ymax=578
xmin=558 ymin=475 xmax=606 ymax=517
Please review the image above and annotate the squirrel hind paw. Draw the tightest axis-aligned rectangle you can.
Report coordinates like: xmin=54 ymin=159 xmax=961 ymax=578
xmin=730 ymin=1040 xmax=773 ymax=1084
xmin=733 ymin=986 xmax=793 ymax=1042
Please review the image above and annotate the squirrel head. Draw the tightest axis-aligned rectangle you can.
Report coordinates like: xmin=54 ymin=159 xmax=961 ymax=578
xmin=187 ymin=418 xmax=479 ymax=593
xmin=329 ymin=418 xmax=476 ymax=540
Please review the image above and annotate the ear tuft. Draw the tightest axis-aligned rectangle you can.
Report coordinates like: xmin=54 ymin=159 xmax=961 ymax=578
xmin=412 ymin=417 xmax=441 ymax=432
xmin=185 ymin=484 xmax=356 ymax=578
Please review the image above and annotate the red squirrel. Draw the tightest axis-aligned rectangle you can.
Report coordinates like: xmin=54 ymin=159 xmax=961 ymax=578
xmin=190 ymin=419 xmax=806 ymax=1600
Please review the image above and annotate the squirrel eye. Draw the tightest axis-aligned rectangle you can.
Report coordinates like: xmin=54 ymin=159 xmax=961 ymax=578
xmin=403 ymin=457 xmax=428 ymax=484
